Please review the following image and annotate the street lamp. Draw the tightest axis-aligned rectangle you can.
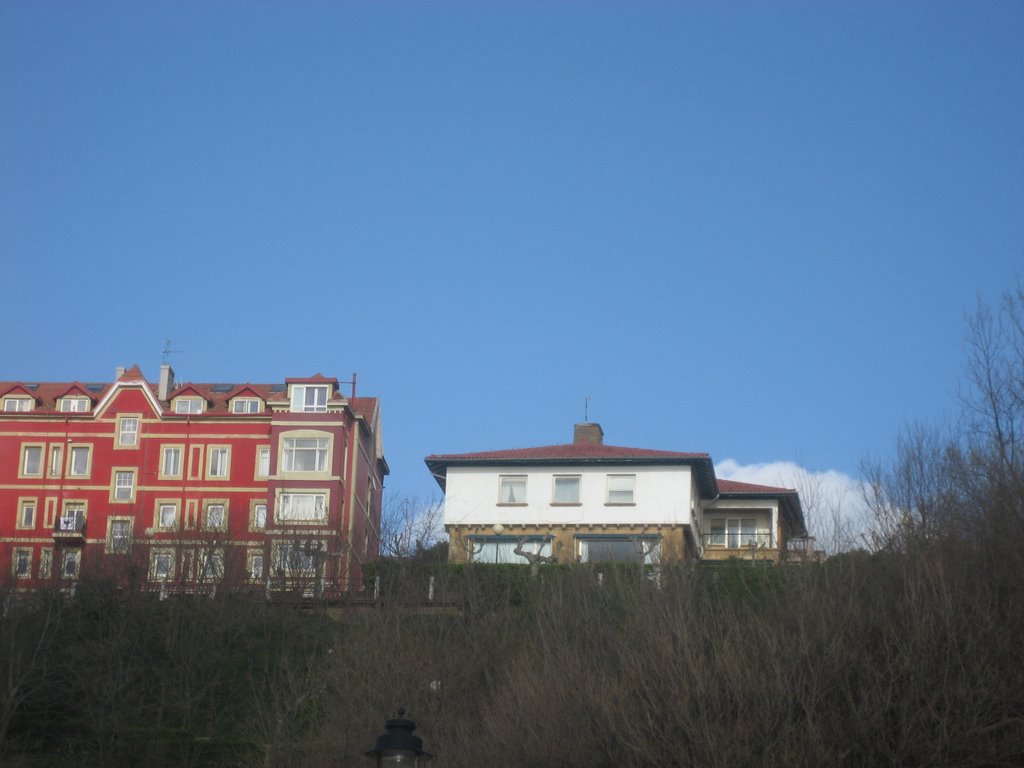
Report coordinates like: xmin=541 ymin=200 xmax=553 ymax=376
xmin=364 ymin=709 xmax=434 ymax=766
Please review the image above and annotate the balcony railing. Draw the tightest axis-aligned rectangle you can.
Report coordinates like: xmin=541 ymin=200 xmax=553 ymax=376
xmin=701 ymin=532 xmax=775 ymax=550
xmin=54 ymin=512 xmax=86 ymax=538
xmin=786 ymin=536 xmax=824 ymax=561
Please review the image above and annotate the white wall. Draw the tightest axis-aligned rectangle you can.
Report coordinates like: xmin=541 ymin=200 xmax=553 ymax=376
xmin=443 ymin=464 xmax=695 ymax=527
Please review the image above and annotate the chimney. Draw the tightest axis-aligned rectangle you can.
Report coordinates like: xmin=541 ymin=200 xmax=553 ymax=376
xmin=115 ymin=366 xmax=126 ymax=379
xmin=159 ymin=364 xmax=175 ymax=401
xmin=573 ymin=422 xmax=604 ymax=445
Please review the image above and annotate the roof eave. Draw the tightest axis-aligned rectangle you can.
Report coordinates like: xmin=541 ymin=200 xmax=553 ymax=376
xmin=424 ymin=455 xmax=718 ymax=497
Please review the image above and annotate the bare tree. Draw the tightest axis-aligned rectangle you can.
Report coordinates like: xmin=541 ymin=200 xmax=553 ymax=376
xmin=861 ymin=423 xmax=963 ymax=552
xmin=512 ymin=537 xmax=558 ymax=577
xmin=957 ymin=286 xmax=1024 ymax=538
xmin=379 ymin=493 xmax=445 ymax=559
xmin=788 ymin=465 xmax=860 ymax=555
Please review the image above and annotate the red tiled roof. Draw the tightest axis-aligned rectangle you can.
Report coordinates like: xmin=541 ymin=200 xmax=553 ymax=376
xmin=285 ymin=373 xmax=338 ymax=384
xmin=0 ymin=377 xmax=363 ymax=417
xmin=350 ymin=397 xmax=379 ymax=422
xmin=717 ymin=478 xmax=796 ymax=494
xmin=168 ymin=384 xmax=212 ymax=402
xmin=118 ymin=364 xmax=146 ymax=381
xmin=426 ymin=443 xmax=710 ymax=462
xmin=163 ymin=383 xmax=278 ymax=414
xmin=55 ymin=383 xmax=95 ymax=400
xmin=1 ymin=382 xmax=110 ymax=406
xmin=0 ymin=383 xmax=38 ymax=400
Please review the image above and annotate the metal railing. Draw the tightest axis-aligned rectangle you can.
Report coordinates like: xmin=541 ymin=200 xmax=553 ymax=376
xmin=701 ymin=532 xmax=775 ymax=549
xmin=55 ymin=511 xmax=86 ymax=534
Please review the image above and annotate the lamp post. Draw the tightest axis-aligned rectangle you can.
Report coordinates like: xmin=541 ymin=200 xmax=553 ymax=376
xmin=364 ymin=709 xmax=434 ymax=766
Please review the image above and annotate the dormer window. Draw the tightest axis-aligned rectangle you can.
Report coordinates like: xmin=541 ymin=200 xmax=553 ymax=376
xmin=59 ymin=397 xmax=90 ymax=413
xmin=231 ymin=398 xmax=262 ymax=414
xmin=174 ymin=398 xmax=205 ymax=414
xmin=290 ymin=385 xmax=329 ymax=413
xmin=3 ymin=397 xmax=32 ymax=412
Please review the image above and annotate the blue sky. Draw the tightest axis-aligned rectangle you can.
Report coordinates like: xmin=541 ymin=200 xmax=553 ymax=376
xmin=2 ymin=2 xmax=1022 ymax=513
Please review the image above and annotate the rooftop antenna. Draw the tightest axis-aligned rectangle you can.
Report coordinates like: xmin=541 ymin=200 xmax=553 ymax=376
xmin=161 ymin=338 xmax=184 ymax=364
xmin=338 ymin=372 xmax=357 ymax=399
xmin=584 ymin=395 xmax=593 ymax=423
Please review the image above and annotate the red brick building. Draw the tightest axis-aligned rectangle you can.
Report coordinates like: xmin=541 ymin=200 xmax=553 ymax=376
xmin=0 ymin=365 xmax=386 ymax=596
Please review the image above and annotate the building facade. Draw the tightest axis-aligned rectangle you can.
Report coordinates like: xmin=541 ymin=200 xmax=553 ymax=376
xmin=0 ymin=365 xmax=387 ymax=595
xmin=426 ymin=423 xmax=808 ymax=565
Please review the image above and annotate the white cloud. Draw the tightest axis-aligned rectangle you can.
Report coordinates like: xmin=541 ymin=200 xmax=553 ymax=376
xmin=715 ymin=459 xmax=871 ymax=552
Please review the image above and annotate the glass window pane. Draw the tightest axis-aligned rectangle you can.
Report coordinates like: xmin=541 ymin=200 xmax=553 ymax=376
xmin=70 ymin=447 xmax=89 ymax=476
xmin=607 ymin=475 xmax=635 ymax=503
xmin=159 ymin=505 xmax=177 ymax=528
xmin=499 ymin=477 xmax=526 ymax=503
xmin=162 ymin=448 xmax=180 ymax=476
xmin=207 ymin=505 xmax=225 ymax=528
xmin=23 ymin=446 xmax=42 ymax=475
xmin=279 ymin=493 xmax=326 ymax=521
xmin=49 ymin=447 xmax=62 ymax=476
xmin=554 ymin=476 xmax=580 ymax=503
xmin=115 ymin=471 xmax=134 ymax=499
xmin=581 ymin=538 xmax=659 ymax=564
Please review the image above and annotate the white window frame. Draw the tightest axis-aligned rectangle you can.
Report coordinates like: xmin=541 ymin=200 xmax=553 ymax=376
xmin=59 ymin=397 xmax=90 ymax=412
xmin=207 ymin=446 xmax=231 ymax=479
xmin=282 ymin=437 xmax=329 ymax=473
xmin=13 ymin=548 xmax=32 ymax=578
xmin=39 ymin=549 xmax=52 ymax=579
xmin=606 ymin=474 xmax=636 ymax=505
xmin=200 ymin=550 xmax=225 ymax=581
xmin=48 ymin=445 xmax=63 ymax=478
xmin=156 ymin=501 xmax=179 ymax=531
xmin=204 ymin=502 xmax=227 ymax=531
xmin=276 ymin=491 xmax=328 ymax=523
xmin=174 ymin=398 xmax=205 ymax=414
xmin=61 ymin=550 xmax=80 ymax=579
xmin=272 ymin=540 xmax=324 ymax=575
xmin=160 ymin=445 xmax=183 ymax=479
xmin=16 ymin=499 xmax=36 ymax=530
xmin=107 ymin=517 xmax=133 ymax=554
xmin=150 ymin=548 xmax=175 ymax=581
xmin=68 ymin=445 xmax=92 ymax=477
xmin=116 ymin=415 xmax=140 ymax=448
xmin=250 ymin=501 xmax=267 ymax=530
xmin=498 ymin=475 xmax=527 ymax=505
xmin=111 ymin=469 xmax=136 ymax=502
xmin=707 ymin=517 xmax=765 ymax=548
xmin=248 ymin=550 xmax=265 ymax=580
xmin=3 ymin=397 xmax=32 ymax=412
xmin=290 ymin=385 xmax=329 ymax=413
xmin=256 ymin=446 xmax=271 ymax=479
xmin=231 ymin=398 xmax=262 ymax=414
xmin=20 ymin=444 xmax=43 ymax=477
xmin=552 ymin=475 xmax=581 ymax=504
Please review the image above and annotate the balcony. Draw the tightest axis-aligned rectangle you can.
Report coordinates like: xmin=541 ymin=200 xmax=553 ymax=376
xmin=786 ymin=536 xmax=825 ymax=563
xmin=700 ymin=532 xmax=778 ymax=562
xmin=53 ymin=511 xmax=86 ymax=542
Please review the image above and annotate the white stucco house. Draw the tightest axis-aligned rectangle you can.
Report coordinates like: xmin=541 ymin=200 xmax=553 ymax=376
xmin=425 ymin=423 xmax=808 ymax=565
